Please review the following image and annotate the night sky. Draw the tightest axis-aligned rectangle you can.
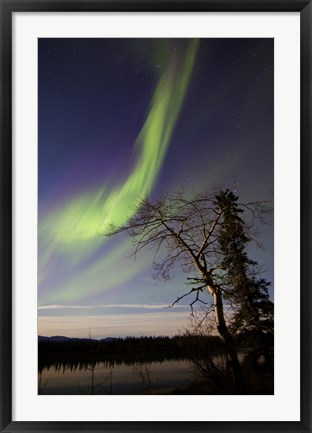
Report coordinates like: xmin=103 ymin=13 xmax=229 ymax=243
xmin=38 ymin=38 xmax=274 ymax=338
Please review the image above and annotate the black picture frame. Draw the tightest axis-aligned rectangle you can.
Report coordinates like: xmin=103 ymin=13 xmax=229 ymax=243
xmin=1 ymin=1 xmax=311 ymax=432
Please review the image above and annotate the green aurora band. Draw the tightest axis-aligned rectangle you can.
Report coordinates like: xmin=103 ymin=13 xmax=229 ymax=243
xmin=39 ymin=40 xmax=198 ymax=303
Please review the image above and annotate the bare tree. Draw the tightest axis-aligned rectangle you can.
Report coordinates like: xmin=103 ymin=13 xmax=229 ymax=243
xmin=106 ymin=189 xmax=271 ymax=393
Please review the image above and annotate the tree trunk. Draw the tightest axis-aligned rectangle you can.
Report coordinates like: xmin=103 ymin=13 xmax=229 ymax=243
xmin=213 ymin=289 xmax=246 ymax=393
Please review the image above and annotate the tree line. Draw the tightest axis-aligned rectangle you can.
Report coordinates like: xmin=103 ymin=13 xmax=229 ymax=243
xmin=38 ymin=334 xmax=223 ymax=371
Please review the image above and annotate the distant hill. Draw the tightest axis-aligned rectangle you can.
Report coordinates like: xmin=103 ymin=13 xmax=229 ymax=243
xmin=39 ymin=335 xmax=71 ymax=342
xmin=38 ymin=335 xmax=118 ymax=343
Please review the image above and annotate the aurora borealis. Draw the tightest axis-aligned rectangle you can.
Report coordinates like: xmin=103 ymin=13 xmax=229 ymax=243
xmin=38 ymin=38 xmax=274 ymax=338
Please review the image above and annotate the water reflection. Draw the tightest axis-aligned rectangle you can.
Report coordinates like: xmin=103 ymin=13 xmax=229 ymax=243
xmin=38 ymin=359 xmax=195 ymax=395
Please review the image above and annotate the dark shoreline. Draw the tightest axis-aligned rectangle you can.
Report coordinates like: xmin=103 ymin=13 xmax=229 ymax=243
xmin=38 ymin=334 xmax=223 ymax=371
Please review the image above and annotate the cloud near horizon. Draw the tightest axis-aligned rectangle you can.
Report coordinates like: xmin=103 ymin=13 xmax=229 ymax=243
xmin=38 ymin=311 xmax=192 ymax=338
xmin=38 ymin=303 xmax=190 ymax=310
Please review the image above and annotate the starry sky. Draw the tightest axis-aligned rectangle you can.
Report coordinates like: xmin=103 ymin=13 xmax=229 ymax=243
xmin=38 ymin=38 xmax=274 ymax=338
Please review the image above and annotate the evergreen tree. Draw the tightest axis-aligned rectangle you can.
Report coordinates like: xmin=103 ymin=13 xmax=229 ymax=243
xmin=215 ymin=190 xmax=273 ymax=365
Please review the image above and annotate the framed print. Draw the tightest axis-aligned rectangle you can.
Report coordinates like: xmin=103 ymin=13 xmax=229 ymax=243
xmin=1 ymin=1 xmax=311 ymax=432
